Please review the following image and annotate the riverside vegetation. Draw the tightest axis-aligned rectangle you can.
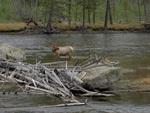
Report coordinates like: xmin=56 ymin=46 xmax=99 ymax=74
xmin=0 ymin=0 xmax=150 ymax=33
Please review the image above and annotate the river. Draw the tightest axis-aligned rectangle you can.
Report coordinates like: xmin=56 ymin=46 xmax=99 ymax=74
xmin=0 ymin=32 xmax=150 ymax=113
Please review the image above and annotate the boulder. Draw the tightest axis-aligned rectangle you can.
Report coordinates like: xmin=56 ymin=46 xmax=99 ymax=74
xmin=0 ymin=43 xmax=25 ymax=61
xmin=78 ymin=66 xmax=120 ymax=90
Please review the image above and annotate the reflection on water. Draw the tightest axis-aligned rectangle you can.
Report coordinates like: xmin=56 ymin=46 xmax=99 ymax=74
xmin=0 ymin=33 xmax=150 ymax=113
xmin=91 ymin=92 xmax=150 ymax=105
xmin=0 ymin=93 xmax=62 ymax=108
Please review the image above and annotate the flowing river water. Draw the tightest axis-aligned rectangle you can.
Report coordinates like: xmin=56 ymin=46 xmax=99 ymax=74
xmin=0 ymin=33 xmax=150 ymax=113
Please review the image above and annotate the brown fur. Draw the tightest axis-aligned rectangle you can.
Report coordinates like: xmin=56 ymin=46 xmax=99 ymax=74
xmin=52 ymin=44 xmax=73 ymax=58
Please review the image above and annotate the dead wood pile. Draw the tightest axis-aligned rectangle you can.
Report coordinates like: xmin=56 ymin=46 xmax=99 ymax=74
xmin=0 ymin=57 xmax=117 ymax=103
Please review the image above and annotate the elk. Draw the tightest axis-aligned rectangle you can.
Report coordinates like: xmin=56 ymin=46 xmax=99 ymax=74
xmin=52 ymin=44 xmax=74 ymax=58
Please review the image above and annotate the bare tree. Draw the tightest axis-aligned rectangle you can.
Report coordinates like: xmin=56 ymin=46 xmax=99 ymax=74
xmin=68 ymin=0 xmax=72 ymax=27
xmin=82 ymin=0 xmax=86 ymax=28
xmin=46 ymin=0 xmax=54 ymax=32
xmin=104 ymin=0 xmax=113 ymax=28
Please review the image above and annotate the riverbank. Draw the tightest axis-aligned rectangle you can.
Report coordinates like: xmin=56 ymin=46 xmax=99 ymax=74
xmin=0 ymin=23 xmax=26 ymax=32
xmin=0 ymin=22 xmax=149 ymax=34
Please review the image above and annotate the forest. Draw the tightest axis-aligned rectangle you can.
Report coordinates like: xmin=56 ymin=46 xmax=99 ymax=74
xmin=0 ymin=0 xmax=150 ymax=32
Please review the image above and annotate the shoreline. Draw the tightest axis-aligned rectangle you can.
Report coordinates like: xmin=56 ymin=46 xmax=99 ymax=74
xmin=0 ymin=22 xmax=149 ymax=35
xmin=1 ymin=28 xmax=150 ymax=35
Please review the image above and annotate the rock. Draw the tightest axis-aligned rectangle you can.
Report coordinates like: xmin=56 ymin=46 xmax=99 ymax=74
xmin=0 ymin=43 xmax=25 ymax=61
xmin=78 ymin=66 xmax=120 ymax=91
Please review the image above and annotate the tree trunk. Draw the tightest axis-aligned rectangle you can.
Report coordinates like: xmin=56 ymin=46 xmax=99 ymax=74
xmin=104 ymin=0 xmax=109 ymax=28
xmin=92 ymin=1 xmax=96 ymax=25
xmin=68 ymin=0 xmax=72 ymax=27
xmin=143 ymin=0 xmax=147 ymax=22
xmin=34 ymin=0 xmax=39 ymax=21
xmin=88 ymin=8 xmax=91 ymax=24
xmin=93 ymin=8 xmax=96 ymax=25
xmin=124 ymin=1 xmax=128 ymax=23
xmin=137 ymin=0 xmax=141 ymax=22
xmin=82 ymin=0 xmax=86 ymax=28
xmin=111 ymin=0 xmax=116 ymax=21
xmin=87 ymin=0 xmax=91 ymax=25
xmin=104 ymin=0 xmax=113 ymax=28
xmin=143 ymin=0 xmax=150 ymax=23
xmin=75 ymin=0 xmax=78 ymax=22
xmin=108 ymin=0 xmax=113 ymax=25
xmin=47 ymin=0 xmax=54 ymax=32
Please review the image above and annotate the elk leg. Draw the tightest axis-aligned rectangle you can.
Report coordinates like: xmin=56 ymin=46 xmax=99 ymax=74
xmin=68 ymin=53 xmax=72 ymax=59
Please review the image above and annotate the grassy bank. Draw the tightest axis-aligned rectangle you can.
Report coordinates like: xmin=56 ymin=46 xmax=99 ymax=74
xmin=0 ymin=23 xmax=26 ymax=32
xmin=54 ymin=22 xmax=146 ymax=31
xmin=0 ymin=22 xmax=147 ymax=33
